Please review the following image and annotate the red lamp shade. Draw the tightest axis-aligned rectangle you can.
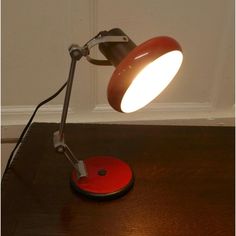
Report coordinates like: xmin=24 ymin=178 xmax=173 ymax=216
xmin=99 ymin=29 xmax=183 ymax=113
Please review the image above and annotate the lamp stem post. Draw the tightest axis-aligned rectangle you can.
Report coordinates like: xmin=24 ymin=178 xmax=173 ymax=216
xmin=53 ymin=45 xmax=88 ymax=178
xmin=58 ymin=58 xmax=77 ymax=142
xmin=58 ymin=45 xmax=85 ymax=142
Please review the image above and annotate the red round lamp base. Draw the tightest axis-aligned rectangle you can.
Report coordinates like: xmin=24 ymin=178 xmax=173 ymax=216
xmin=70 ymin=156 xmax=134 ymax=200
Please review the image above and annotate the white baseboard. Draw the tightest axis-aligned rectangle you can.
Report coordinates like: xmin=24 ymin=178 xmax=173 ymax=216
xmin=1 ymin=103 xmax=234 ymax=140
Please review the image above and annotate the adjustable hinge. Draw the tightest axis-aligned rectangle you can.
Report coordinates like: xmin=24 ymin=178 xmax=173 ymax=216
xmin=53 ymin=131 xmax=87 ymax=178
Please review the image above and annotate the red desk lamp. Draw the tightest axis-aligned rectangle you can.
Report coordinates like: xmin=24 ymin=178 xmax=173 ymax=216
xmin=53 ymin=28 xmax=183 ymax=199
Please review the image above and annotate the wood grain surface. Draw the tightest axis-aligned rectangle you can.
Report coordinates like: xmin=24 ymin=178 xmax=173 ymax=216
xmin=1 ymin=123 xmax=235 ymax=236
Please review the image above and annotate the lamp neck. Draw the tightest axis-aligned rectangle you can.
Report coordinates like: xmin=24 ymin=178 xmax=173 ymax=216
xmin=98 ymin=28 xmax=136 ymax=66
xmin=53 ymin=45 xmax=88 ymax=178
xmin=58 ymin=45 xmax=83 ymax=142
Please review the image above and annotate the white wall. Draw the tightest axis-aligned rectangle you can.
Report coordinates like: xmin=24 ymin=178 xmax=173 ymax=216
xmin=1 ymin=0 xmax=235 ymax=173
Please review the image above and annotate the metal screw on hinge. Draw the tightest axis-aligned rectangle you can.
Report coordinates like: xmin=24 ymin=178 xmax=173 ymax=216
xmin=56 ymin=146 xmax=64 ymax=153
xmin=68 ymin=44 xmax=88 ymax=60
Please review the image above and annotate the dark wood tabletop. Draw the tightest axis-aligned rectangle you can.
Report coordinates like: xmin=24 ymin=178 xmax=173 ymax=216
xmin=1 ymin=123 xmax=235 ymax=236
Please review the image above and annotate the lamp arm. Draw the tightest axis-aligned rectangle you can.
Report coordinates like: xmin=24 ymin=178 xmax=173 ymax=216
xmin=85 ymin=35 xmax=128 ymax=50
xmin=85 ymin=35 xmax=129 ymax=66
xmin=53 ymin=35 xmax=128 ymax=177
xmin=58 ymin=58 xmax=76 ymax=140
xmin=58 ymin=45 xmax=85 ymax=140
xmin=53 ymin=45 xmax=87 ymax=178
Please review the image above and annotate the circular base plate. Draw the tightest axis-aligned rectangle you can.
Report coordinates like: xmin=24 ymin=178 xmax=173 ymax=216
xmin=70 ymin=156 xmax=134 ymax=200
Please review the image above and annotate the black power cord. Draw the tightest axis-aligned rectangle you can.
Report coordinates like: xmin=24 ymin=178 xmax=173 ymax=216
xmin=2 ymin=81 xmax=68 ymax=178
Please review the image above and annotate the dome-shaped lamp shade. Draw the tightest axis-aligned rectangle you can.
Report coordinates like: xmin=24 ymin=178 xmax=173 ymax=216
xmin=107 ymin=36 xmax=183 ymax=113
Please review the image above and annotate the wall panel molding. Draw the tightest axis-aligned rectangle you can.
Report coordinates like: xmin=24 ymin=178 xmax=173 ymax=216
xmin=2 ymin=105 xmax=73 ymax=126
xmin=208 ymin=0 xmax=234 ymax=109
xmin=2 ymin=102 xmax=234 ymax=128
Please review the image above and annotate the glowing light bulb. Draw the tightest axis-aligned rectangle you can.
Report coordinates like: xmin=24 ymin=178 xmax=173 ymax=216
xmin=120 ymin=50 xmax=183 ymax=113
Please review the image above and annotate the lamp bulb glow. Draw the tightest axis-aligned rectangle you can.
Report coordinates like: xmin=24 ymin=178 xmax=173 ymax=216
xmin=120 ymin=50 xmax=183 ymax=113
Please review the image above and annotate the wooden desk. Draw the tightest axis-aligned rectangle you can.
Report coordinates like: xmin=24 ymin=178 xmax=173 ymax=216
xmin=2 ymin=123 xmax=235 ymax=236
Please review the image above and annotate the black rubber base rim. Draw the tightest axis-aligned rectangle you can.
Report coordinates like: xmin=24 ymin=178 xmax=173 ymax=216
xmin=70 ymin=175 xmax=135 ymax=201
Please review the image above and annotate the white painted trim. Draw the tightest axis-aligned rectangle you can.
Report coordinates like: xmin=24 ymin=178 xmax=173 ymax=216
xmin=1 ymin=116 xmax=234 ymax=141
xmin=2 ymin=105 xmax=64 ymax=114
xmin=1 ymin=102 xmax=234 ymax=132
xmin=93 ymin=102 xmax=212 ymax=113
xmin=1 ymin=105 xmax=73 ymax=126
xmin=91 ymin=102 xmax=234 ymax=125
xmin=209 ymin=0 xmax=234 ymax=108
